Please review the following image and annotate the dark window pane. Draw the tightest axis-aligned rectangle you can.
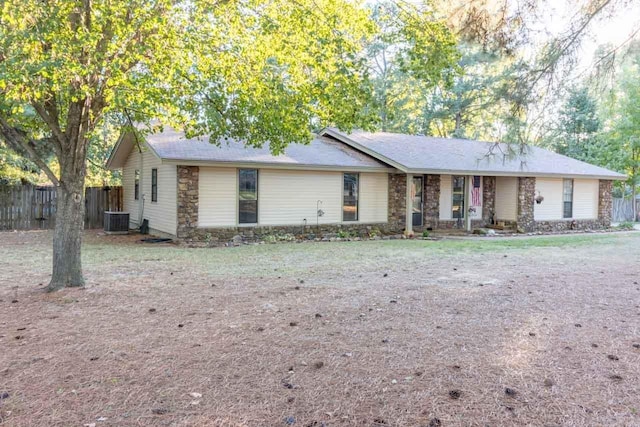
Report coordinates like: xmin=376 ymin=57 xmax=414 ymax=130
xmin=453 ymin=176 xmax=465 ymax=193
xmin=151 ymin=168 xmax=157 ymax=202
xmin=239 ymin=200 xmax=258 ymax=224
xmin=452 ymin=176 xmax=465 ymax=219
xmin=239 ymin=169 xmax=257 ymax=201
xmin=134 ymin=170 xmax=139 ymax=200
xmin=563 ymin=202 xmax=573 ymax=219
xmin=412 ymin=177 xmax=423 ymax=214
xmin=343 ymin=173 xmax=358 ymax=221
xmin=239 ymin=169 xmax=258 ymax=223
xmin=562 ymin=179 xmax=573 ymax=218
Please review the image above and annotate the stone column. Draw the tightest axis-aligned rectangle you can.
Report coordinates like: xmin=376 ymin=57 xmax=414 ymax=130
xmin=598 ymin=179 xmax=613 ymax=227
xmin=424 ymin=174 xmax=440 ymax=229
xmin=482 ymin=176 xmax=496 ymax=225
xmin=177 ymin=166 xmax=199 ymax=239
xmin=387 ymin=174 xmax=407 ymax=233
xmin=517 ymin=177 xmax=536 ymax=232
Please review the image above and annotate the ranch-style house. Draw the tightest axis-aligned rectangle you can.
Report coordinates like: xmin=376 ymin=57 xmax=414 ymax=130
xmin=106 ymin=127 xmax=625 ymax=240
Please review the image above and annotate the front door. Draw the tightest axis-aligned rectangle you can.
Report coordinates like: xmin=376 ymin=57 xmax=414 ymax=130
xmin=412 ymin=176 xmax=423 ymax=227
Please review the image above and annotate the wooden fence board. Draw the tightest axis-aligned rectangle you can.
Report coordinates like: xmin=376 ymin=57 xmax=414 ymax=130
xmin=612 ymin=197 xmax=636 ymax=222
xmin=0 ymin=185 xmax=123 ymax=230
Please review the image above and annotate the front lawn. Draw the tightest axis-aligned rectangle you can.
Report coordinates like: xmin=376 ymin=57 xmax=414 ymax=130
xmin=1 ymin=231 xmax=640 ymax=426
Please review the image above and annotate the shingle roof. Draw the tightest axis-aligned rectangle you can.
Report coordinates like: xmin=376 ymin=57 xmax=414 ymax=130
xmin=107 ymin=126 xmax=390 ymax=170
xmin=321 ymin=128 xmax=626 ymax=179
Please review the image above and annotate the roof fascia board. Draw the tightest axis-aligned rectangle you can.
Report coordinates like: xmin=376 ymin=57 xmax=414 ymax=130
xmin=161 ymin=158 xmax=397 ymax=173
xmin=404 ymin=168 xmax=626 ymax=180
xmin=319 ymin=128 xmax=409 ymax=172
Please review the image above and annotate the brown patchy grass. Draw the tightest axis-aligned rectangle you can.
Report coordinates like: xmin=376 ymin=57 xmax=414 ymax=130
xmin=1 ymin=230 xmax=640 ymax=426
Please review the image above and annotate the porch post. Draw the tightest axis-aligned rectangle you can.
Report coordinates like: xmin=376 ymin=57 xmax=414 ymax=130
xmin=405 ymin=173 xmax=413 ymax=235
xmin=464 ymin=175 xmax=471 ymax=232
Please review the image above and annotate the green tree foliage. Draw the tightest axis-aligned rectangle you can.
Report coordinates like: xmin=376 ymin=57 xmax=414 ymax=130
xmin=366 ymin=1 xmax=460 ymax=132
xmin=0 ymin=142 xmax=40 ymax=184
xmin=603 ymin=62 xmax=640 ymax=213
xmin=549 ymin=86 xmax=601 ymax=162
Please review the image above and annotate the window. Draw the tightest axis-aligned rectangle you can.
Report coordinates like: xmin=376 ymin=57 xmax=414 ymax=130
xmin=151 ymin=168 xmax=158 ymax=202
xmin=563 ymin=179 xmax=573 ymax=218
xmin=134 ymin=170 xmax=140 ymax=200
xmin=239 ymin=169 xmax=258 ymax=224
xmin=343 ymin=173 xmax=359 ymax=221
xmin=452 ymin=176 xmax=465 ymax=219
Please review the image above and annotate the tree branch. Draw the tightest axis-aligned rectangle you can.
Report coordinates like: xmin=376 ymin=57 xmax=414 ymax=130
xmin=0 ymin=116 xmax=60 ymax=186
xmin=31 ymin=101 xmax=65 ymax=156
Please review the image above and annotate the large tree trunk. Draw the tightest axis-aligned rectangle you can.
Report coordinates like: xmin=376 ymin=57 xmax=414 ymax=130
xmin=47 ymin=168 xmax=87 ymax=291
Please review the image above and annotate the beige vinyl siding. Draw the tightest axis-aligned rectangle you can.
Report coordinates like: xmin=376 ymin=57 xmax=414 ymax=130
xmin=198 ymin=168 xmax=389 ymax=227
xmin=535 ymin=178 xmax=599 ymax=220
xmin=358 ymin=173 xmax=389 ymax=223
xmin=439 ymin=174 xmax=452 ymax=220
xmin=122 ymin=149 xmax=140 ymax=227
xmin=495 ymin=177 xmax=518 ymax=221
xmin=534 ymin=178 xmax=563 ymax=220
xmin=122 ymin=145 xmax=177 ymax=235
xmin=258 ymin=169 xmax=342 ymax=226
xmin=140 ymin=151 xmax=177 ymax=235
xmin=573 ymin=179 xmax=599 ymax=219
xmin=198 ymin=167 xmax=238 ymax=227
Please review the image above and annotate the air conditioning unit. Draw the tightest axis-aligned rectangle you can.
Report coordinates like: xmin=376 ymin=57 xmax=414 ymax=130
xmin=104 ymin=211 xmax=130 ymax=234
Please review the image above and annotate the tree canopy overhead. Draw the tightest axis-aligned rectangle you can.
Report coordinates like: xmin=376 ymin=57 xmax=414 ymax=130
xmin=0 ymin=0 xmax=461 ymax=290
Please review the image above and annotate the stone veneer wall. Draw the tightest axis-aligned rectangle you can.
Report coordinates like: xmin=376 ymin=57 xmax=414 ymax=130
xmin=175 ymin=168 xmax=613 ymax=240
xmin=176 ymin=166 xmax=199 ymax=239
xmin=482 ymin=176 xmax=496 ymax=224
xmin=190 ymin=223 xmax=395 ymax=242
xmin=387 ymin=173 xmax=407 ymax=232
xmin=598 ymin=180 xmax=613 ymax=226
xmin=423 ymin=174 xmax=440 ymax=229
xmin=533 ymin=219 xmax=606 ymax=232
xmin=517 ymin=177 xmax=536 ymax=232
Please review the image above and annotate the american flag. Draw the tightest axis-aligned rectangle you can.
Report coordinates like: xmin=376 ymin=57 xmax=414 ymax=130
xmin=471 ymin=176 xmax=481 ymax=206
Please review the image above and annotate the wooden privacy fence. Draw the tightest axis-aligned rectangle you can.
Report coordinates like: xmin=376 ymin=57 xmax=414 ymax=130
xmin=612 ymin=197 xmax=637 ymax=222
xmin=0 ymin=185 xmax=123 ymax=231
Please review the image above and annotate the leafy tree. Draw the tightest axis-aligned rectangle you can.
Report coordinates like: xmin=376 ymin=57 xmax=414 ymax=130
xmin=0 ymin=0 xmax=377 ymax=291
xmin=605 ymin=63 xmax=640 ymax=219
xmin=0 ymin=143 xmax=40 ymax=184
xmin=366 ymin=1 xmax=460 ymax=132
xmin=549 ymin=86 xmax=601 ymax=162
xmin=419 ymin=44 xmax=527 ymax=140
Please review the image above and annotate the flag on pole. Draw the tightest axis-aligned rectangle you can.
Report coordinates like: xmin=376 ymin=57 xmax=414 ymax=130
xmin=471 ymin=176 xmax=481 ymax=206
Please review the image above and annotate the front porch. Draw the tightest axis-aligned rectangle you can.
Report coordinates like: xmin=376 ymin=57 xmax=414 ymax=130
xmin=389 ymin=173 xmax=499 ymax=235
xmin=388 ymin=173 xmax=613 ymax=235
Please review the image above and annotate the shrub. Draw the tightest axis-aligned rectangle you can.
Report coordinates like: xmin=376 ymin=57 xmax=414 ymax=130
xmin=422 ymin=230 xmax=429 ymax=238
xmin=337 ymin=229 xmax=351 ymax=239
xmin=616 ymin=221 xmax=635 ymax=230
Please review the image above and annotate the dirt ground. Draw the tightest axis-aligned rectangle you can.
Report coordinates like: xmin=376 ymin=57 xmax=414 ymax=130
xmin=1 ymin=230 xmax=640 ymax=427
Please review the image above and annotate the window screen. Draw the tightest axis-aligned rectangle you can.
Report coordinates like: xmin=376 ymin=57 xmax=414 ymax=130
xmin=239 ymin=169 xmax=258 ymax=224
xmin=343 ymin=173 xmax=359 ymax=221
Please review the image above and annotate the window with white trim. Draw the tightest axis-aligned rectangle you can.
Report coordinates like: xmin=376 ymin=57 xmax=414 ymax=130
xmin=563 ymin=179 xmax=573 ymax=218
